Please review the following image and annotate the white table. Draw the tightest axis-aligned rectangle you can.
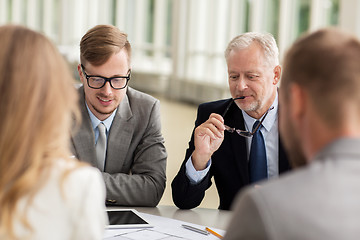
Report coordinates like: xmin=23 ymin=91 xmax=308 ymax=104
xmin=107 ymin=205 xmax=232 ymax=230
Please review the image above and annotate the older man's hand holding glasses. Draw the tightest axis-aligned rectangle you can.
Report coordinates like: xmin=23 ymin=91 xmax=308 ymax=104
xmin=191 ymin=97 xmax=273 ymax=171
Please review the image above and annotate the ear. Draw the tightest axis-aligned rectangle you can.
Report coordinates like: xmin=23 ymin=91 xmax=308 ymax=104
xmin=77 ymin=64 xmax=85 ymax=84
xmin=273 ymin=65 xmax=282 ymax=85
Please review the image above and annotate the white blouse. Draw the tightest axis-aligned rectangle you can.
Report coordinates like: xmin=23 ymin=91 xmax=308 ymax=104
xmin=12 ymin=159 xmax=107 ymax=240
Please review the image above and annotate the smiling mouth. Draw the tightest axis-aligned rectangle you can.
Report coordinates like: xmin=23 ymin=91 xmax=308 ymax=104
xmin=98 ymin=97 xmax=111 ymax=102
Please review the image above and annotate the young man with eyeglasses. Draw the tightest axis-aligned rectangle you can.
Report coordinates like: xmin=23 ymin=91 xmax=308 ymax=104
xmin=71 ymin=25 xmax=167 ymax=207
xmin=172 ymin=32 xmax=291 ymax=210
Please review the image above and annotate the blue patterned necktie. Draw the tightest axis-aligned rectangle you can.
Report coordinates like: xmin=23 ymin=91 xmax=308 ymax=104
xmin=249 ymin=120 xmax=268 ymax=183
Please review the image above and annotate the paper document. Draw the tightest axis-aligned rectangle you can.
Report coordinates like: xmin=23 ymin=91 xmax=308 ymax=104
xmin=103 ymin=212 xmax=225 ymax=240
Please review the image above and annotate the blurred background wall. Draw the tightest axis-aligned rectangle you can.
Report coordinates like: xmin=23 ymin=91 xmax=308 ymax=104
xmin=1 ymin=0 xmax=359 ymax=208
xmin=2 ymin=0 xmax=357 ymax=104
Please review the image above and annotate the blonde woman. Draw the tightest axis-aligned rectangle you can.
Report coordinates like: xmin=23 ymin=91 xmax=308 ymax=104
xmin=0 ymin=25 xmax=107 ymax=239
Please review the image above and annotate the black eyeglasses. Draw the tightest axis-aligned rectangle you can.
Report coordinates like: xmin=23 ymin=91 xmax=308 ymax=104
xmin=222 ymin=98 xmax=274 ymax=138
xmin=81 ymin=64 xmax=131 ymax=90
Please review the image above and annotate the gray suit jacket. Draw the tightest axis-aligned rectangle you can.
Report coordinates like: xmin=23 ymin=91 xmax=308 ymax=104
xmin=224 ymin=138 xmax=360 ymax=240
xmin=71 ymin=86 xmax=167 ymax=207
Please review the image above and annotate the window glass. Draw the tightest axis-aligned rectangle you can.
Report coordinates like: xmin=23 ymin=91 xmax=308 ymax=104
xmin=244 ymin=0 xmax=250 ymax=32
xmin=1 ymin=0 xmax=342 ymax=94
xmin=7 ymin=0 xmax=13 ymax=22
xmin=264 ymin=0 xmax=280 ymax=40
xmin=146 ymin=0 xmax=155 ymax=45
xmin=326 ymin=0 xmax=340 ymax=25
xmin=296 ymin=0 xmax=311 ymax=38
xmin=165 ymin=0 xmax=172 ymax=57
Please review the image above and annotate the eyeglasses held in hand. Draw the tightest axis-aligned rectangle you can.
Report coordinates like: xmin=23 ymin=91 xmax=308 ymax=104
xmin=81 ymin=64 xmax=131 ymax=90
xmin=222 ymin=97 xmax=274 ymax=138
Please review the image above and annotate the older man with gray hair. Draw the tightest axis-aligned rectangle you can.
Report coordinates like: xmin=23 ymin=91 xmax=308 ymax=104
xmin=224 ymin=28 xmax=360 ymax=240
xmin=172 ymin=32 xmax=291 ymax=210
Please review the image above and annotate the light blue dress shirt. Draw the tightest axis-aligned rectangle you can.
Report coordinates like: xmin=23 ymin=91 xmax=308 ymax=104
xmin=185 ymin=93 xmax=279 ymax=184
xmin=85 ymin=103 xmax=117 ymax=144
xmin=242 ymin=93 xmax=279 ymax=178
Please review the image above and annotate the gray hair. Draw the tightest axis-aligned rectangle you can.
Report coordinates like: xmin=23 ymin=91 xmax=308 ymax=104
xmin=224 ymin=32 xmax=279 ymax=67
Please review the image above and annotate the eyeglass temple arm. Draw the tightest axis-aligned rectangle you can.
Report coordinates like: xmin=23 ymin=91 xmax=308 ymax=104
xmin=252 ymin=106 xmax=275 ymax=133
xmin=222 ymin=100 xmax=234 ymax=117
xmin=222 ymin=97 xmax=245 ymax=117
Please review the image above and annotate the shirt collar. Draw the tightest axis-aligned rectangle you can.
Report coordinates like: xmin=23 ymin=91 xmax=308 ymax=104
xmin=85 ymin=102 xmax=117 ymax=132
xmin=242 ymin=92 xmax=278 ymax=133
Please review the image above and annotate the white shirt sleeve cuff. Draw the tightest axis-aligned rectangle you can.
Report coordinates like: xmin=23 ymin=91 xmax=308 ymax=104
xmin=185 ymin=156 xmax=211 ymax=185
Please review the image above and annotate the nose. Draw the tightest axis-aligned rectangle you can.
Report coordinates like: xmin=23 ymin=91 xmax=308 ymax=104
xmin=100 ymin=81 xmax=113 ymax=95
xmin=236 ymin=76 xmax=248 ymax=91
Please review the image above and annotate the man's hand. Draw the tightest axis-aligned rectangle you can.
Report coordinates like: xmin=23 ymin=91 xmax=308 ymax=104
xmin=192 ymin=113 xmax=225 ymax=170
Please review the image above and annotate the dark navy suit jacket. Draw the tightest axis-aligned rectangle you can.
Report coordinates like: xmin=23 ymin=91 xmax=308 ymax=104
xmin=171 ymin=98 xmax=290 ymax=210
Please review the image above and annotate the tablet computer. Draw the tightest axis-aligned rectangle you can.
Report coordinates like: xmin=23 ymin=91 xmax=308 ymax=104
xmin=106 ymin=209 xmax=153 ymax=229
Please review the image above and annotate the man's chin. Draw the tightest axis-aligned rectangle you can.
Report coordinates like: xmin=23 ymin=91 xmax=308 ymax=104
xmin=235 ymin=102 xmax=258 ymax=112
xmin=93 ymin=106 xmax=117 ymax=116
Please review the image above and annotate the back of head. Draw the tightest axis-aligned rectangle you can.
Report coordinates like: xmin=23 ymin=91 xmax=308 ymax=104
xmin=0 ymin=25 xmax=80 ymax=238
xmin=224 ymin=32 xmax=279 ymax=67
xmin=281 ymin=28 xmax=360 ymax=127
xmin=80 ymin=24 xmax=131 ymax=66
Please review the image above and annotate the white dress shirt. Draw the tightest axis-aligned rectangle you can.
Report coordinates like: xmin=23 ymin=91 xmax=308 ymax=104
xmin=242 ymin=93 xmax=279 ymax=178
xmin=86 ymin=102 xmax=117 ymax=143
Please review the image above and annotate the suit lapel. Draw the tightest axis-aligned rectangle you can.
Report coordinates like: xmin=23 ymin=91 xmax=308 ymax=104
xmin=231 ymin=113 xmax=289 ymax=179
xmin=278 ymin=137 xmax=291 ymax=173
xmin=104 ymin=94 xmax=134 ymax=172
xmin=223 ymin=95 xmax=290 ymax=180
xmin=225 ymin=104 xmax=249 ymax=182
xmin=71 ymin=87 xmax=98 ymax=167
xmin=277 ymin=101 xmax=291 ymax=173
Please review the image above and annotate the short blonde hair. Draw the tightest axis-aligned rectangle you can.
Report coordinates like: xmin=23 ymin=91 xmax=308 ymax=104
xmin=80 ymin=24 xmax=131 ymax=66
xmin=0 ymin=25 xmax=81 ymax=238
